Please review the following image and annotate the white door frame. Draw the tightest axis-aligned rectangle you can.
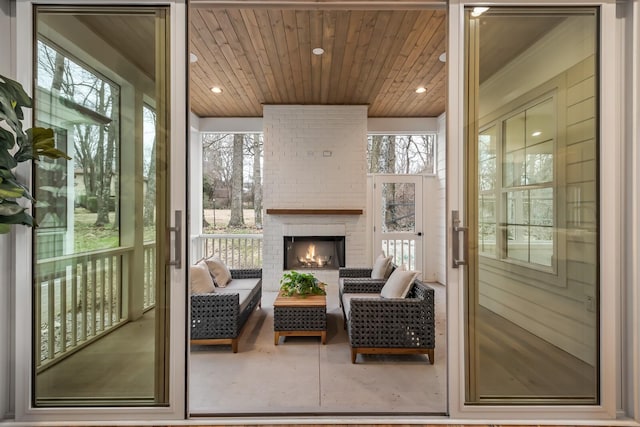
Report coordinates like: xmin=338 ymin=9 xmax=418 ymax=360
xmin=446 ymin=0 xmax=620 ymax=420
xmin=372 ymin=174 xmax=424 ymax=273
xmin=12 ymin=0 xmax=187 ymax=421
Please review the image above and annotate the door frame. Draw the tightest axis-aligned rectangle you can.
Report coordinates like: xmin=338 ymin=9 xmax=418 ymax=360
xmin=446 ymin=0 xmax=620 ymax=420
xmin=12 ymin=0 xmax=187 ymax=421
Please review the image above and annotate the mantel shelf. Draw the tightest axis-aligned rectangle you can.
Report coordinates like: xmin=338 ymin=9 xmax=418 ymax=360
xmin=266 ymin=209 xmax=364 ymax=215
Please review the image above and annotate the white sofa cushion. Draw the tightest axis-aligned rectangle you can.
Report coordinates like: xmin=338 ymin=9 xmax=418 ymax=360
xmin=224 ymin=278 xmax=261 ymax=291
xmin=370 ymin=252 xmax=393 ymax=279
xmin=190 ymin=261 xmax=215 ymax=294
xmin=204 ymin=256 xmax=232 ymax=287
xmin=380 ymin=266 xmax=419 ymax=299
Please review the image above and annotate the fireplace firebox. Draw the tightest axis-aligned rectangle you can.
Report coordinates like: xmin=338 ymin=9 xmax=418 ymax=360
xmin=283 ymin=236 xmax=345 ymax=270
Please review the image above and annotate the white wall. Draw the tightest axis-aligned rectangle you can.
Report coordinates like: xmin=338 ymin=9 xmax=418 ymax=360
xmin=262 ymin=105 xmax=368 ymax=290
xmin=0 ymin=0 xmax=13 ymax=419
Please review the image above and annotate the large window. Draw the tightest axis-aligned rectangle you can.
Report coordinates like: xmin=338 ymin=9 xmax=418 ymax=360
xmin=479 ymin=95 xmax=556 ymax=268
xmin=367 ymin=134 xmax=436 ymax=174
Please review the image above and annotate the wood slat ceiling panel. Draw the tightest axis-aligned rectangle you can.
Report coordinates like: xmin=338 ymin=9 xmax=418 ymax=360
xmin=189 ymin=8 xmax=448 ymax=118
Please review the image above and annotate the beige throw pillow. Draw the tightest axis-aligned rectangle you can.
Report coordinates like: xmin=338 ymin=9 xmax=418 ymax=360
xmin=371 ymin=252 xmax=393 ymax=279
xmin=190 ymin=262 xmax=215 ymax=294
xmin=204 ymin=256 xmax=232 ymax=287
xmin=380 ymin=266 xmax=419 ymax=299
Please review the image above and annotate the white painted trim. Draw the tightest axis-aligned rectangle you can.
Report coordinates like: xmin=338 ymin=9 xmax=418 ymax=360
xmin=198 ymin=117 xmax=263 ymax=133
xmin=196 ymin=116 xmax=441 ymax=134
xmin=13 ymin=0 xmax=187 ymax=422
xmin=367 ymin=117 xmax=440 ymax=133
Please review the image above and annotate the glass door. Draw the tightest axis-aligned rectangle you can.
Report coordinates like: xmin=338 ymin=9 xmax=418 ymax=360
xmin=460 ymin=6 xmax=600 ymax=404
xmin=30 ymin=4 xmax=185 ymax=409
xmin=373 ymin=175 xmax=423 ymax=272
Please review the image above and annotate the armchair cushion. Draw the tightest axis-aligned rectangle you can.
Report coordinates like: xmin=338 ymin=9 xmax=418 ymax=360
xmin=190 ymin=261 xmax=215 ymax=294
xmin=380 ymin=267 xmax=419 ymax=299
xmin=371 ymin=253 xmax=393 ymax=279
xmin=342 ymin=293 xmax=383 ymax=321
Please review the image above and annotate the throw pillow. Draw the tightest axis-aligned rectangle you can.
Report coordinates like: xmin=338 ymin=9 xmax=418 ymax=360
xmin=380 ymin=266 xmax=419 ymax=299
xmin=204 ymin=256 xmax=232 ymax=287
xmin=190 ymin=262 xmax=215 ymax=294
xmin=371 ymin=252 xmax=392 ymax=279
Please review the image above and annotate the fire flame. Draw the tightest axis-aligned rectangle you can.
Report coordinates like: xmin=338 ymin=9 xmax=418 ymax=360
xmin=305 ymin=244 xmax=316 ymax=261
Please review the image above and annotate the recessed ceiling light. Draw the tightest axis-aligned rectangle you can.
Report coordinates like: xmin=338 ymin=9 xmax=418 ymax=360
xmin=312 ymin=47 xmax=325 ymax=55
xmin=471 ymin=7 xmax=489 ymax=17
xmin=439 ymin=52 xmax=446 ymax=63
xmin=210 ymin=86 xmax=223 ymax=94
xmin=532 ymin=131 xmax=542 ymax=137
xmin=189 ymin=53 xmax=198 ymax=63
xmin=416 ymin=87 xmax=427 ymax=94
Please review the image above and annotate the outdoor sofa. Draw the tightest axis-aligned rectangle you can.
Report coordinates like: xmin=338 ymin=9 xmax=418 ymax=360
xmin=339 ymin=266 xmax=435 ymax=364
xmin=190 ymin=264 xmax=262 ymax=353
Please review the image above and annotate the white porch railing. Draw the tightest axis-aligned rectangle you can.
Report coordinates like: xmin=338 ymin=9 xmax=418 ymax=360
xmin=35 ymin=243 xmax=157 ymax=371
xmin=191 ymin=234 xmax=263 ymax=268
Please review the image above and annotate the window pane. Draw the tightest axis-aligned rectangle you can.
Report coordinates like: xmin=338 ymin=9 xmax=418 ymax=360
xmin=504 ymin=149 xmax=525 ymax=187
xmin=504 ymin=111 xmax=525 ymax=153
xmin=506 ymin=225 xmax=529 ymax=262
xmin=33 ymin=6 xmax=170 ymax=406
xmin=526 ymin=98 xmax=555 ymax=146
xmin=381 ymin=183 xmax=415 ymax=232
xmin=526 ymin=141 xmax=554 ymax=184
xmin=530 ymin=188 xmax=553 ymax=226
xmin=467 ymin=6 xmax=598 ymax=404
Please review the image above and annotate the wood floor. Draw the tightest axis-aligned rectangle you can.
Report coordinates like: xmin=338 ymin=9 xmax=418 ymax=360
xmin=476 ymin=306 xmax=596 ymax=400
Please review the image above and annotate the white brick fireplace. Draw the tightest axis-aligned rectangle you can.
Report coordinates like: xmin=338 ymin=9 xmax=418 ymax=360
xmin=262 ymin=105 xmax=369 ymax=290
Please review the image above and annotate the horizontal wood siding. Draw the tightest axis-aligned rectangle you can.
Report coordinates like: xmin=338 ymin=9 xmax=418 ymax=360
xmin=479 ymin=56 xmax=597 ymax=365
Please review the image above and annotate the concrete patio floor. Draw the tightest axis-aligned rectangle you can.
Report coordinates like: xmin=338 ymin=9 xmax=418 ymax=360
xmin=189 ymin=281 xmax=448 ymax=415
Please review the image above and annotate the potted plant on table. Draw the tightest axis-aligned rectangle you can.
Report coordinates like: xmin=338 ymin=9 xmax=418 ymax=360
xmin=279 ymin=271 xmax=326 ymax=297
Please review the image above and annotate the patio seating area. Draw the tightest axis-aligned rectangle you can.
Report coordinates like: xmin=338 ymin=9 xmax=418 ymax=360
xmin=189 ymin=280 xmax=447 ymax=415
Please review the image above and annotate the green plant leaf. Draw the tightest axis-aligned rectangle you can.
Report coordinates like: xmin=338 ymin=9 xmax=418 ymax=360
xmin=0 ymin=180 xmax=26 ymax=198
xmin=0 ymin=200 xmax=26 ymax=216
xmin=0 ymin=128 xmax=15 ymax=150
xmin=0 ymin=74 xmax=32 ymax=110
xmin=0 ymin=209 xmax=34 ymax=226
xmin=0 ymin=223 xmax=10 ymax=234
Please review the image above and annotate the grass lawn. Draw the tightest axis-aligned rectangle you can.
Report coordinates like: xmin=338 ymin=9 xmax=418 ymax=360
xmin=72 ymin=208 xmax=260 ymax=252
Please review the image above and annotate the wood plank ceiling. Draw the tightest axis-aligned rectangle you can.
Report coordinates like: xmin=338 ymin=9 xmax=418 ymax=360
xmin=189 ymin=8 xmax=447 ymax=118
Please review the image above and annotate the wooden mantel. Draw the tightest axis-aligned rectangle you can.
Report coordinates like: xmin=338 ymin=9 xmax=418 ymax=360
xmin=266 ymin=209 xmax=363 ymax=215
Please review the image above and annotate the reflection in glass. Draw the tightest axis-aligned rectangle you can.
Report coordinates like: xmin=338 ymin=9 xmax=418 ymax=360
xmin=33 ymin=6 xmax=169 ymax=406
xmin=467 ymin=7 xmax=598 ymax=404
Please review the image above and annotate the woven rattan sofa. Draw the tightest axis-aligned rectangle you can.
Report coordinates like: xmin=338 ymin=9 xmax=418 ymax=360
xmin=190 ymin=268 xmax=262 ymax=353
xmin=339 ymin=267 xmax=435 ymax=364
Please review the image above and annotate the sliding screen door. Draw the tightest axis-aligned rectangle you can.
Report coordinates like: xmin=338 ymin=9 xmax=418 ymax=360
xmin=463 ymin=6 xmax=599 ymax=404
xmin=32 ymin=6 xmax=174 ymax=406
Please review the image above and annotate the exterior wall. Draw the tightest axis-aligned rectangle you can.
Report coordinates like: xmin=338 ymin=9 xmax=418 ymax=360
xmin=1 ymin=0 xmax=13 ymax=419
xmin=435 ymin=113 xmax=447 ymax=284
xmin=262 ymin=105 xmax=368 ymax=290
xmin=477 ymin=18 xmax=597 ymax=364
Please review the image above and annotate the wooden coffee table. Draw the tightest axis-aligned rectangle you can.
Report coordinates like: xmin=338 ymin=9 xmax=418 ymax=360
xmin=273 ymin=290 xmax=327 ymax=345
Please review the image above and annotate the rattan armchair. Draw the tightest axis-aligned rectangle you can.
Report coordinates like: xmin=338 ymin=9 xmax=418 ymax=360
xmin=338 ymin=267 xmax=435 ymax=364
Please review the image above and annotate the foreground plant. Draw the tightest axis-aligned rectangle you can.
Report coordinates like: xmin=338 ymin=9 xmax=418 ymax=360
xmin=0 ymin=73 xmax=70 ymax=234
xmin=279 ymin=271 xmax=326 ymax=297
